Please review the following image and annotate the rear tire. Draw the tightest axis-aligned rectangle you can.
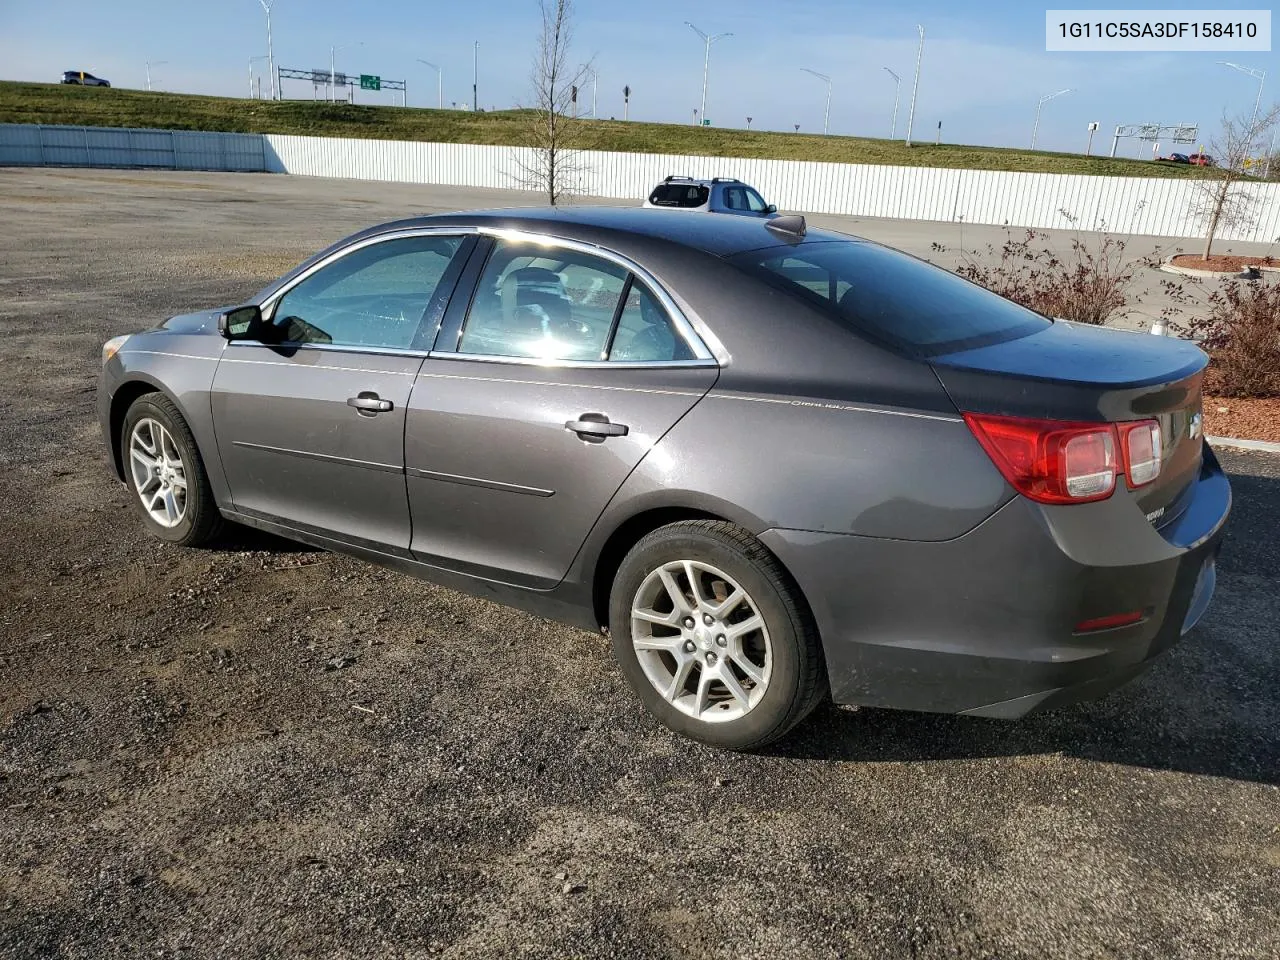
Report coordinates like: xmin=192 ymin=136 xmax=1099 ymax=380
xmin=121 ymin=393 xmax=223 ymax=547
xmin=609 ymin=520 xmax=826 ymax=750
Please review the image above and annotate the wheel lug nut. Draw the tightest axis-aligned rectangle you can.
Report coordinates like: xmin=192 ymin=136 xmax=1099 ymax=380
xmin=715 ymin=635 xmax=726 ymax=647
xmin=703 ymin=614 xmax=714 ymax=625
xmin=683 ymin=617 xmax=694 ymax=628
xmin=683 ymin=641 xmax=696 ymax=653
xmin=705 ymin=652 xmax=717 ymax=665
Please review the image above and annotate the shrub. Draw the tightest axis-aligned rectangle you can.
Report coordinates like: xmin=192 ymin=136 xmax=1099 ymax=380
xmin=942 ymin=226 xmax=1154 ymax=325
xmin=1186 ymin=279 xmax=1280 ymax=398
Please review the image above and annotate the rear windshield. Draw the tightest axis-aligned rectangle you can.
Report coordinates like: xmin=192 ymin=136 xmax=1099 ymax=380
xmin=649 ymin=183 xmax=710 ymax=208
xmin=730 ymin=240 xmax=1051 ymax=356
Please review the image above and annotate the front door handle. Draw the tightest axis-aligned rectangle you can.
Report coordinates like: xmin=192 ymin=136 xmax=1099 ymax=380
xmin=347 ymin=392 xmax=394 ymax=416
xmin=566 ymin=414 xmax=629 ymax=439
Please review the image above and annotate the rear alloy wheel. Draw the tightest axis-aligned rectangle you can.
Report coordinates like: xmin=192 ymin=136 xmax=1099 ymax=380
xmin=122 ymin=393 xmax=222 ymax=547
xmin=610 ymin=520 xmax=826 ymax=750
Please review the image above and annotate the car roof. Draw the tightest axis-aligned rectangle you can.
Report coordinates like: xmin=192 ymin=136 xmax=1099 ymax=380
xmin=366 ymin=206 xmax=856 ymax=258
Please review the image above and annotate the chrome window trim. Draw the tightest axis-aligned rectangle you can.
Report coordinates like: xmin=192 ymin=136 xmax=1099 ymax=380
xmin=225 ymin=340 xmax=430 ymax=360
xmin=428 ymin=351 xmax=718 ymax=371
xmin=473 ymin=227 xmax=725 ymax=365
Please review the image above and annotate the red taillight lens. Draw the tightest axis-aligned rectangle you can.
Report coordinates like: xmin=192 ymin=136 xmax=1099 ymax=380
xmin=963 ymin=413 xmax=1117 ymax=504
xmin=1119 ymin=420 xmax=1162 ymax=487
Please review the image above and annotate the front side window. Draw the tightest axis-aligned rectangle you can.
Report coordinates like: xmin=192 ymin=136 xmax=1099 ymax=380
xmin=267 ymin=235 xmax=465 ymax=349
xmin=731 ymin=241 xmax=1051 ymax=356
xmin=744 ymin=188 xmax=769 ymax=212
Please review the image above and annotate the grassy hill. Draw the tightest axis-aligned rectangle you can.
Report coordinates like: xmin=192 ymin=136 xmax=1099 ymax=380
xmin=0 ymin=81 xmax=1213 ymax=179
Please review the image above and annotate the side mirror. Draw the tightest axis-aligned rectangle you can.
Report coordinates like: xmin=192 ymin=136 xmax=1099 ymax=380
xmin=765 ymin=204 xmax=778 ymax=214
xmin=217 ymin=304 xmax=261 ymax=340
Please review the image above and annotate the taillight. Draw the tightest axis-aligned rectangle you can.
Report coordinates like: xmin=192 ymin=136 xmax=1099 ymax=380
xmin=1119 ymin=420 xmax=1162 ymax=487
xmin=965 ymin=413 xmax=1164 ymax=504
xmin=963 ymin=414 xmax=1117 ymax=504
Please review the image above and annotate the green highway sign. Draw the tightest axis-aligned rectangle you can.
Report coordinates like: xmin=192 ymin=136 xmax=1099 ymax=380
xmin=701 ymin=119 xmax=710 ymax=126
xmin=360 ymin=74 xmax=381 ymax=91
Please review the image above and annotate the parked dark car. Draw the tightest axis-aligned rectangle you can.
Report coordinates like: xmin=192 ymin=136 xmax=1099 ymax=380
xmin=61 ymin=70 xmax=110 ymax=87
xmin=97 ymin=209 xmax=1230 ymax=749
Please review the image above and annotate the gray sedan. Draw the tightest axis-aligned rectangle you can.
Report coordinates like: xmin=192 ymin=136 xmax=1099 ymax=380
xmin=98 ymin=208 xmax=1230 ymax=749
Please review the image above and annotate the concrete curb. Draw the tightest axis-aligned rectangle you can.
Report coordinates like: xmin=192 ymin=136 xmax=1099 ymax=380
xmin=1207 ymin=435 xmax=1280 ymax=453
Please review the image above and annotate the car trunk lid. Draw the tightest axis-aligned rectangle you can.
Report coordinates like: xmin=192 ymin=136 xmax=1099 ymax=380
xmin=931 ymin=321 xmax=1208 ymax=520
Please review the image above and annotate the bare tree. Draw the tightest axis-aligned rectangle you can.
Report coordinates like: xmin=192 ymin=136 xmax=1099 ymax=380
xmin=1190 ymin=105 xmax=1280 ymax=259
xmin=513 ymin=0 xmax=592 ymax=204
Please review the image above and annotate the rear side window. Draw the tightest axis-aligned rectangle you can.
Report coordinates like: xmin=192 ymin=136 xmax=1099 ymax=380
xmin=649 ymin=183 xmax=709 ymax=208
xmin=730 ymin=241 xmax=1051 ymax=356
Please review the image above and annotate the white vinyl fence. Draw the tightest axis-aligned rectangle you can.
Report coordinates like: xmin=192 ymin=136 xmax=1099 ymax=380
xmin=0 ymin=123 xmax=266 ymax=171
xmin=262 ymin=133 xmax=1280 ymax=243
xmin=3 ymin=122 xmax=1277 ymax=242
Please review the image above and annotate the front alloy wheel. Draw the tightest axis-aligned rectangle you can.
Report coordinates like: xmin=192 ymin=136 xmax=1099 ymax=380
xmin=129 ymin=417 xmax=188 ymax=528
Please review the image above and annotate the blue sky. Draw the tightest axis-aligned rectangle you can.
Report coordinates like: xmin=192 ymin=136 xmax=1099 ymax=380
xmin=1 ymin=1 xmax=1275 ymax=154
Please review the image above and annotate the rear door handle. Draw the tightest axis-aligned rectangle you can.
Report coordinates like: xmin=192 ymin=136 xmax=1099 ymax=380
xmin=566 ymin=415 xmax=629 ymax=439
xmin=347 ymin=392 xmax=394 ymax=415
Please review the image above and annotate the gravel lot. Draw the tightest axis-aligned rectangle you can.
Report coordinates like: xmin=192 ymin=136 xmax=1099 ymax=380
xmin=1 ymin=168 xmax=1278 ymax=960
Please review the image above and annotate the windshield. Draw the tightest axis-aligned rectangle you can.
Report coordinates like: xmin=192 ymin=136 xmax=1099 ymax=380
xmin=729 ymin=240 xmax=1051 ymax=357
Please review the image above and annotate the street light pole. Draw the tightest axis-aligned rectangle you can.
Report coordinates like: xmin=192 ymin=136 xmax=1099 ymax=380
xmin=473 ymin=41 xmax=478 ymax=112
xmin=1219 ymin=61 xmax=1266 ymax=139
xmin=248 ymin=56 xmax=269 ymax=99
xmin=417 ymin=59 xmax=442 ymax=109
xmin=883 ymin=67 xmax=901 ymax=139
xmin=1030 ymin=88 xmax=1072 ymax=150
xmin=904 ymin=25 xmax=924 ymax=146
xmin=258 ymin=0 xmax=276 ymax=101
xmin=145 ymin=60 xmax=168 ymax=92
xmin=330 ymin=42 xmax=362 ymax=103
xmin=801 ymin=68 xmax=832 ymax=135
xmin=685 ymin=22 xmax=732 ymax=127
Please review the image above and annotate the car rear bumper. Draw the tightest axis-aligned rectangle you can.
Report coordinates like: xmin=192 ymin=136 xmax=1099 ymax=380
xmin=760 ymin=445 xmax=1231 ymax=718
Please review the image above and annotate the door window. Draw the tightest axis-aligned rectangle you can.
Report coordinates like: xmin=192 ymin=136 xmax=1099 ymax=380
xmin=743 ymin=188 xmax=769 ymax=212
xmin=608 ymin=282 xmax=695 ymax=362
xmin=458 ymin=240 xmax=629 ymax=361
xmin=268 ymin=235 xmax=465 ymax=349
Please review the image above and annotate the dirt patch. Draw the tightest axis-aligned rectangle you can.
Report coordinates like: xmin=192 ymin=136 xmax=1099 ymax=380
xmin=1204 ymin=396 xmax=1280 ymax=443
xmin=1170 ymin=253 xmax=1280 ymax=274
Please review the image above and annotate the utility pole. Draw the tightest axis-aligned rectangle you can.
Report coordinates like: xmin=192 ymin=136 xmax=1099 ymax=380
xmin=905 ymin=25 xmax=924 ymax=146
xmin=883 ymin=67 xmax=901 ymax=139
xmin=258 ymin=0 xmax=276 ymax=100
xmin=623 ymin=85 xmax=630 ymax=120
xmin=685 ymin=22 xmax=732 ymax=128
xmin=417 ymin=60 xmax=441 ymax=109
xmin=746 ymin=116 xmax=752 ymax=130
xmin=801 ymin=68 xmax=832 ymax=135
xmin=473 ymin=41 xmax=478 ymax=112
xmin=1031 ymin=88 xmax=1072 ymax=149
xmin=248 ymin=55 xmax=269 ymax=99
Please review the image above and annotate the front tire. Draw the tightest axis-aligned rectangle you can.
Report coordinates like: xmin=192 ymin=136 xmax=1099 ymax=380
xmin=121 ymin=393 xmax=222 ymax=547
xmin=609 ymin=520 xmax=826 ymax=750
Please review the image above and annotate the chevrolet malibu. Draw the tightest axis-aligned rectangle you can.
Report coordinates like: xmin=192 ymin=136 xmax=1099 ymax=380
xmin=98 ymin=208 xmax=1230 ymax=750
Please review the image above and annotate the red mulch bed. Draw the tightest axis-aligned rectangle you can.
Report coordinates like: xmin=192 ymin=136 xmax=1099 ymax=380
xmin=1202 ymin=395 xmax=1280 ymax=443
xmin=1170 ymin=253 xmax=1279 ymax=273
